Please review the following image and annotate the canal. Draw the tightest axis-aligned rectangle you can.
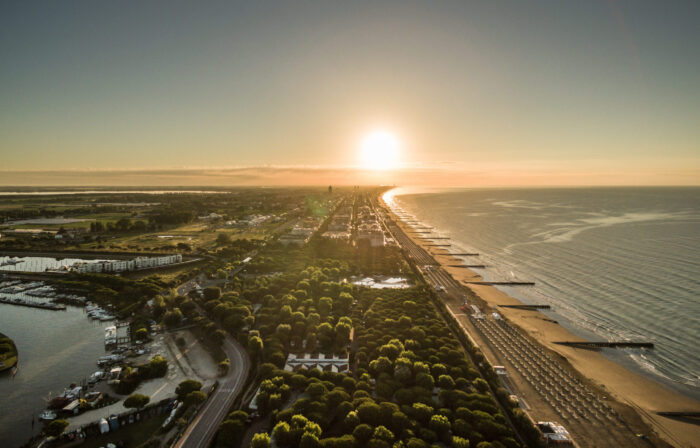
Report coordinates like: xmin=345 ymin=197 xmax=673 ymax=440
xmin=0 ymin=301 xmax=106 ymax=447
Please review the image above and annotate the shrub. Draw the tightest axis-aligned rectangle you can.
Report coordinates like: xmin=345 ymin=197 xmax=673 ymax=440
xmin=251 ymin=432 xmax=271 ymax=448
xmin=203 ymin=286 xmax=222 ymax=301
xmin=44 ymin=419 xmax=69 ymax=437
xmin=163 ymin=309 xmax=183 ymax=327
xmin=453 ymin=436 xmax=470 ymax=448
xmin=352 ymin=424 xmax=373 ymax=444
xmin=124 ymin=393 xmax=150 ymax=409
xmin=176 ymin=379 xmax=203 ymax=398
xmin=217 ymin=419 xmax=245 ymax=446
xmin=185 ymin=390 xmax=206 ymax=407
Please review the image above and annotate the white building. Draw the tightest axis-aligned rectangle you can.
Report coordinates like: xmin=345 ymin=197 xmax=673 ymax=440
xmin=75 ymin=254 xmax=183 ymax=273
xmin=283 ymin=353 xmax=350 ymax=373
xmin=357 ymin=223 xmax=385 ymax=247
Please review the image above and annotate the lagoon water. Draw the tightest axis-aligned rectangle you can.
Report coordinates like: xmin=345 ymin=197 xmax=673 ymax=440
xmin=0 ymin=302 xmax=106 ymax=447
xmin=389 ymin=187 xmax=700 ymax=400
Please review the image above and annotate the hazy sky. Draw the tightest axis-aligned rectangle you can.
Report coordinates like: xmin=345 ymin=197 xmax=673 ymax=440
xmin=1 ymin=1 xmax=699 ymax=185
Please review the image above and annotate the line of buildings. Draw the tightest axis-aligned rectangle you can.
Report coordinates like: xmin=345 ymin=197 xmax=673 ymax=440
xmin=283 ymin=353 xmax=350 ymax=373
xmin=278 ymin=218 xmax=323 ymax=246
xmin=355 ymin=205 xmax=386 ymax=247
xmin=73 ymin=254 xmax=183 ymax=273
xmin=322 ymin=205 xmax=352 ymax=242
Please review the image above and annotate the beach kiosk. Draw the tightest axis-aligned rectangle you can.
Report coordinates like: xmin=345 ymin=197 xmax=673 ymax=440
xmin=99 ymin=418 xmax=110 ymax=434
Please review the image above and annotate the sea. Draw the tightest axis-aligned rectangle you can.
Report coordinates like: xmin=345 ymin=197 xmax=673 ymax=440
xmin=385 ymin=187 xmax=700 ymax=401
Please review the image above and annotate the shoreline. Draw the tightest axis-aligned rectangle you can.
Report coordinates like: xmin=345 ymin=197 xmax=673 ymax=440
xmin=381 ymin=192 xmax=700 ymax=448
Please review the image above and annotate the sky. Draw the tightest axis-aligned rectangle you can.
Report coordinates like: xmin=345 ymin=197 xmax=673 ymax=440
xmin=1 ymin=0 xmax=699 ymax=186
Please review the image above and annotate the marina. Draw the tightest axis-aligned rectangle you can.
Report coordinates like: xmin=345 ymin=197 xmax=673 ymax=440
xmin=0 ymin=278 xmax=143 ymax=446
xmin=0 ymin=298 xmax=108 ymax=447
xmin=0 ymin=296 xmax=66 ymax=310
xmin=0 ymin=279 xmax=88 ymax=311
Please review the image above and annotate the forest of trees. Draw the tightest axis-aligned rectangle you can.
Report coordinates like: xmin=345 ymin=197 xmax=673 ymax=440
xmin=196 ymin=228 xmax=541 ymax=448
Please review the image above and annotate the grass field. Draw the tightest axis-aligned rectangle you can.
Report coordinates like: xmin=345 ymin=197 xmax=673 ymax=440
xmin=84 ymin=222 xmax=270 ymax=253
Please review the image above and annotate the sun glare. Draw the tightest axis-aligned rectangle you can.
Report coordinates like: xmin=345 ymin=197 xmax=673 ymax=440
xmin=360 ymin=130 xmax=400 ymax=171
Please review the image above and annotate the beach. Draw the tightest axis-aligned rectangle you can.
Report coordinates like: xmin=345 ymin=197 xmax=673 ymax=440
xmin=381 ymin=194 xmax=700 ymax=448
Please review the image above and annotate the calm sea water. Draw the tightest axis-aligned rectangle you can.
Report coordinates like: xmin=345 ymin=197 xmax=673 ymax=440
xmin=388 ymin=187 xmax=700 ymax=400
xmin=0 ymin=301 xmax=106 ymax=447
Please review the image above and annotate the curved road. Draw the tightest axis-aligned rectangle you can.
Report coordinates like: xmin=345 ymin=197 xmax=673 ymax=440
xmin=174 ymin=272 xmax=252 ymax=448
xmin=174 ymin=334 xmax=250 ymax=448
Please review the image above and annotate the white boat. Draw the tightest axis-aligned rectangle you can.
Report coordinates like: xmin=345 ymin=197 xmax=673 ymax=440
xmin=38 ymin=410 xmax=57 ymax=421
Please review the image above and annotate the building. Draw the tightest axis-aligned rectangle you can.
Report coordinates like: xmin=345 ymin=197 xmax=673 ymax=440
xmin=537 ymin=422 xmax=573 ymax=444
xmin=357 ymin=223 xmax=385 ymax=247
xmin=74 ymin=254 xmax=183 ymax=273
xmin=283 ymin=353 xmax=350 ymax=373
xmin=279 ymin=218 xmax=321 ymax=246
xmin=197 ymin=213 xmax=223 ymax=221
xmin=321 ymin=230 xmax=351 ymax=241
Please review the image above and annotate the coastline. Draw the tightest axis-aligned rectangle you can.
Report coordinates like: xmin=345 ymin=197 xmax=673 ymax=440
xmin=381 ymin=192 xmax=700 ymax=448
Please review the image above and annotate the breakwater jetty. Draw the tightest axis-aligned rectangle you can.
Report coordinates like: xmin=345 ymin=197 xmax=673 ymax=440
xmin=554 ymin=341 xmax=654 ymax=349
xmin=0 ymin=297 xmax=66 ymax=310
xmin=499 ymin=304 xmax=551 ymax=310
xmin=464 ymin=281 xmax=535 ymax=286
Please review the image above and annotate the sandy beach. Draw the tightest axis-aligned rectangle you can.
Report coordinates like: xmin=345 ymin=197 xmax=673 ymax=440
xmin=383 ymin=197 xmax=700 ymax=448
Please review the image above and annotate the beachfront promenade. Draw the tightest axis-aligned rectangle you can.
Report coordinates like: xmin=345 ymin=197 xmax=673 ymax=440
xmin=380 ymin=203 xmax=653 ymax=448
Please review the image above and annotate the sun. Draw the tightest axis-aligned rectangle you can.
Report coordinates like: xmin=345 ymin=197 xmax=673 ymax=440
xmin=360 ymin=130 xmax=400 ymax=171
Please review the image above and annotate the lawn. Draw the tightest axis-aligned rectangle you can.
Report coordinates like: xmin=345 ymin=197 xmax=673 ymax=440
xmin=96 ymin=222 xmax=269 ymax=253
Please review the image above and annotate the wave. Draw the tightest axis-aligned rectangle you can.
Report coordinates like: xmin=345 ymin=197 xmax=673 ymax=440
xmin=527 ymin=211 xmax=697 ymax=244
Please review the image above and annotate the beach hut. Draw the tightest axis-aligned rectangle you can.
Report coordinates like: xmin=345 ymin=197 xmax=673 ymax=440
xmin=62 ymin=399 xmax=80 ymax=415
xmin=108 ymin=415 xmax=119 ymax=431
xmin=99 ymin=418 xmax=110 ymax=434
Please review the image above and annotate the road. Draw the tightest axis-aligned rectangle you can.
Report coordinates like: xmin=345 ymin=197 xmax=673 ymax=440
xmin=174 ymin=334 xmax=249 ymax=448
xmin=174 ymin=254 xmax=257 ymax=448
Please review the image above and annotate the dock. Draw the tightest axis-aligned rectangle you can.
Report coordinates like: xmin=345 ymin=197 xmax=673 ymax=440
xmin=554 ymin=341 xmax=654 ymax=349
xmin=448 ymin=264 xmax=487 ymax=268
xmin=426 ymin=244 xmax=451 ymax=247
xmin=499 ymin=304 xmax=551 ymax=310
xmin=0 ymin=297 xmax=66 ymax=311
xmin=464 ymin=281 xmax=535 ymax=286
xmin=418 ymin=237 xmax=450 ymax=240
xmin=448 ymin=253 xmax=480 ymax=256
